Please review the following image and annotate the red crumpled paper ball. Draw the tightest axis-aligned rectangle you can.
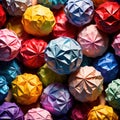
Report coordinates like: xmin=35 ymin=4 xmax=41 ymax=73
xmin=20 ymin=38 xmax=47 ymax=68
xmin=94 ymin=1 xmax=120 ymax=33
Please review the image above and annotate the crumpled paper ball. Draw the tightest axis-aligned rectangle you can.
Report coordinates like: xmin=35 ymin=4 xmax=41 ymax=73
xmin=0 ymin=4 xmax=6 ymax=28
xmin=52 ymin=10 xmax=78 ymax=39
xmin=0 ymin=29 xmax=21 ymax=61
xmin=37 ymin=64 xmax=67 ymax=87
xmin=24 ymin=108 xmax=53 ymax=120
xmin=69 ymin=66 xmax=103 ymax=102
xmin=20 ymin=38 xmax=47 ymax=68
xmin=0 ymin=60 xmax=21 ymax=86
xmin=12 ymin=73 xmax=43 ymax=105
xmin=64 ymin=0 xmax=94 ymax=26
xmin=112 ymin=33 xmax=120 ymax=56
xmin=92 ymin=0 xmax=107 ymax=7
xmin=93 ymin=52 xmax=119 ymax=84
xmin=88 ymin=105 xmax=118 ymax=120
xmin=2 ymin=0 xmax=37 ymax=16
xmin=0 ymin=102 xmax=24 ymax=119
xmin=94 ymin=1 xmax=120 ymax=33
xmin=0 ymin=76 xmax=9 ymax=102
xmin=40 ymin=83 xmax=73 ymax=116
xmin=77 ymin=24 xmax=109 ymax=58
xmin=105 ymin=79 xmax=120 ymax=110
xmin=22 ymin=4 xmax=56 ymax=36
xmin=45 ymin=37 xmax=83 ymax=75
xmin=38 ymin=0 xmax=67 ymax=9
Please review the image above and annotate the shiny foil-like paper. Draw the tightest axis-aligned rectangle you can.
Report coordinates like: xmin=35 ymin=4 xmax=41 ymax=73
xmin=0 ymin=76 xmax=9 ymax=102
xmin=0 ymin=29 xmax=21 ymax=61
xmin=88 ymin=105 xmax=118 ymax=120
xmin=2 ymin=0 xmax=35 ymax=16
xmin=12 ymin=73 xmax=43 ymax=105
xmin=20 ymin=38 xmax=47 ymax=68
xmin=94 ymin=1 xmax=120 ymax=33
xmin=77 ymin=24 xmax=109 ymax=58
xmin=112 ymin=33 xmax=120 ymax=56
xmin=53 ymin=10 xmax=78 ymax=39
xmin=0 ymin=4 xmax=6 ymax=28
xmin=0 ymin=60 xmax=21 ymax=86
xmin=69 ymin=66 xmax=103 ymax=102
xmin=0 ymin=102 xmax=24 ymax=120
xmin=37 ymin=64 xmax=67 ymax=87
xmin=93 ymin=52 xmax=119 ymax=84
xmin=92 ymin=0 xmax=107 ymax=7
xmin=44 ymin=37 xmax=83 ymax=75
xmin=105 ymin=79 xmax=120 ymax=110
xmin=24 ymin=108 xmax=53 ymax=120
xmin=40 ymin=83 xmax=73 ymax=116
xmin=38 ymin=0 xmax=67 ymax=9
xmin=22 ymin=5 xmax=56 ymax=36
xmin=64 ymin=0 xmax=94 ymax=26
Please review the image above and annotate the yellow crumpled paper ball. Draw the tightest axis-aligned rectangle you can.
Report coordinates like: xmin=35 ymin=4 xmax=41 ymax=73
xmin=12 ymin=73 xmax=43 ymax=105
xmin=22 ymin=4 xmax=56 ymax=36
xmin=88 ymin=105 xmax=118 ymax=120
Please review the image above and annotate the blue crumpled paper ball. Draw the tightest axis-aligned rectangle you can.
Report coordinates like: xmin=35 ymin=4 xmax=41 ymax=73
xmin=64 ymin=0 xmax=94 ymax=26
xmin=44 ymin=37 xmax=83 ymax=74
xmin=0 ymin=76 xmax=9 ymax=102
xmin=38 ymin=0 xmax=67 ymax=9
xmin=0 ymin=60 xmax=21 ymax=86
xmin=93 ymin=52 xmax=119 ymax=84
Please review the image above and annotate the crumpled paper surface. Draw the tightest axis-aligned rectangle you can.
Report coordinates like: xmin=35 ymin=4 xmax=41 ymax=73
xmin=40 ymin=83 xmax=73 ymax=116
xmin=20 ymin=38 xmax=47 ymax=68
xmin=0 ymin=102 xmax=24 ymax=120
xmin=94 ymin=1 xmax=120 ymax=33
xmin=37 ymin=64 xmax=67 ymax=87
xmin=64 ymin=0 xmax=94 ymax=26
xmin=69 ymin=66 xmax=103 ymax=102
xmin=12 ymin=73 xmax=43 ymax=105
xmin=22 ymin=4 xmax=56 ymax=36
xmin=93 ymin=52 xmax=119 ymax=84
xmin=88 ymin=105 xmax=118 ymax=120
xmin=0 ymin=60 xmax=21 ymax=85
xmin=0 ymin=76 xmax=9 ymax=102
xmin=0 ymin=29 xmax=21 ymax=61
xmin=2 ymin=0 xmax=33 ymax=16
xmin=105 ymin=79 xmax=120 ymax=110
xmin=44 ymin=37 xmax=83 ymax=75
xmin=24 ymin=108 xmax=53 ymax=120
xmin=77 ymin=24 xmax=109 ymax=58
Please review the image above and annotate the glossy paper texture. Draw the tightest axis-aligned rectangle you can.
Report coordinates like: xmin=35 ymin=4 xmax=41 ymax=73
xmin=22 ymin=5 xmax=56 ymax=36
xmin=44 ymin=37 xmax=83 ymax=74
xmin=0 ymin=4 xmax=6 ymax=28
xmin=12 ymin=73 xmax=43 ymax=105
xmin=37 ymin=64 xmax=67 ymax=87
xmin=0 ymin=102 xmax=24 ymax=119
xmin=0 ymin=29 xmax=21 ymax=61
xmin=40 ymin=83 xmax=73 ymax=116
xmin=77 ymin=24 xmax=109 ymax=58
xmin=105 ymin=79 xmax=120 ymax=110
xmin=88 ymin=105 xmax=118 ymax=120
xmin=0 ymin=60 xmax=21 ymax=85
xmin=2 ymin=0 xmax=32 ymax=16
xmin=53 ymin=10 xmax=78 ymax=39
xmin=94 ymin=2 xmax=120 ymax=33
xmin=24 ymin=108 xmax=53 ymax=120
xmin=64 ymin=0 xmax=94 ymax=26
xmin=20 ymin=38 xmax=47 ymax=68
xmin=69 ymin=66 xmax=103 ymax=102
xmin=93 ymin=52 xmax=119 ymax=84
xmin=0 ymin=76 xmax=9 ymax=102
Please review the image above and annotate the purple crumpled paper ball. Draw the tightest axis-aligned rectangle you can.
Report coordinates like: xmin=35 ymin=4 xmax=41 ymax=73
xmin=0 ymin=102 xmax=24 ymax=119
xmin=64 ymin=0 xmax=94 ymax=26
xmin=40 ymin=83 xmax=73 ymax=116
